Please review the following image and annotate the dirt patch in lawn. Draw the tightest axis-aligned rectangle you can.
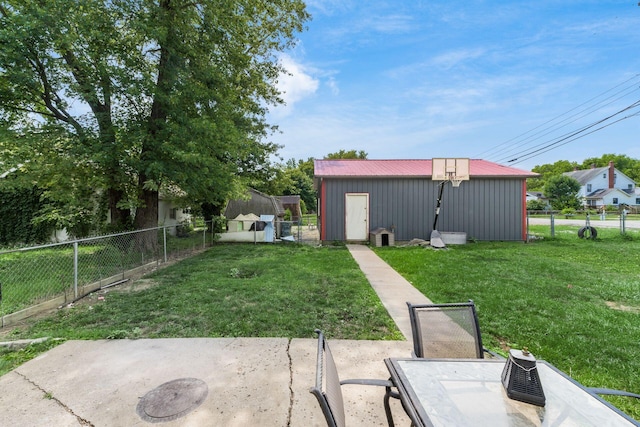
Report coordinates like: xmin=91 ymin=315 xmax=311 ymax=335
xmin=606 ymin=301 xmax=640 ymax=313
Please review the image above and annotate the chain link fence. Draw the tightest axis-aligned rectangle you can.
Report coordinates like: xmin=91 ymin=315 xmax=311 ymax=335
xmin=526 ymin=210 xmax=638 ymax=240
xmin=277 ymin=219 xmax=320 ymax=244
xmin=0 ymin=221 xmax=215 ymax=326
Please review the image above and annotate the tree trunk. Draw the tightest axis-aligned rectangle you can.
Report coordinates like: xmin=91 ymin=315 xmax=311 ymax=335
xmin=108 ymin=188 xmax=131 ymax=229
xmin=133 ymin=178 xmax=159 ymax=254
xmin=201 ymin=201 xmax=222 ymax=232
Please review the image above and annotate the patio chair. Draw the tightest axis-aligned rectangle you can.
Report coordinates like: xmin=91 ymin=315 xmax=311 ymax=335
xmin=309 ymin=329 xmax=399 ymax=427
xmin=407 ymin=300 xmax=500 ymax=359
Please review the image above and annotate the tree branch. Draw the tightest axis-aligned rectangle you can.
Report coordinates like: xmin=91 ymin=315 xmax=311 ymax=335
xmin=24 ymin=51 xmax=85 ymax=135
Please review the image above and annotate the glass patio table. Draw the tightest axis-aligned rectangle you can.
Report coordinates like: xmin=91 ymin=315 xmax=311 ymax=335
xmin=385 ymin=358 xmax=639 ymax=427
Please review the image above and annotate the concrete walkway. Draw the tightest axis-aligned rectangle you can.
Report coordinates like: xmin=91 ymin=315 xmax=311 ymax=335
xmin=347 ymin=244 xmax=431 ymax=339
xmin=0 ymin=245 xmax=428 ymax=426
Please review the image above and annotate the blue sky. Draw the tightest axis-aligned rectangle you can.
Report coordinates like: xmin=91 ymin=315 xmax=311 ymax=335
xmin=268 ymin=0 xmax=640 ymax=171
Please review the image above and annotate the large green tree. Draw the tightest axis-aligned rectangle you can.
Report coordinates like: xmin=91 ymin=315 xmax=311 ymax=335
xmin=529 ymin=160 xmax=578 ymax=191
xmin=0 ymin=0 xmax=309 ymax=232
xmin=544 ymin=175 xmax=581 ymax=210
xmin=253 ymin=157 xmax=316 ymax=214
xmin=324 ymin=149 xmax=368 ymax=159
xmin=579 ymin=154 xmax=640 ymax=183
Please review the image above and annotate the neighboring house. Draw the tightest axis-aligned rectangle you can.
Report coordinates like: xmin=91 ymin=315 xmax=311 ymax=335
xmin=525 ymin=191 xmax=551 ymax=210
xmin=563 ymin=162 xmax=639 ymax=209
xmin=158 ymin=200 xmax=191 ymax=228
xmin=314 ymin=159 xmax=538 ymax=242
xmin=277 ymin=195 xmax=302 ymax=222
xmin=526 ymin=191 xmax=545 ymax=202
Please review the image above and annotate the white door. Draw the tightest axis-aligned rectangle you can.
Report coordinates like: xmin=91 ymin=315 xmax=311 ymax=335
xmin=345 ymin=193 xmax=369 ymax=240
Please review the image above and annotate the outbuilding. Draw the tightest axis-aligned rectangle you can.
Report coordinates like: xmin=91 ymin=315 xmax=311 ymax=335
xmin=314 ymin=159 xmax=538 ymax=243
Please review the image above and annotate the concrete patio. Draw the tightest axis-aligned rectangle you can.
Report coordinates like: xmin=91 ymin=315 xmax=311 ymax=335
xmin=0 ymin=337 xmax=413 ymax=426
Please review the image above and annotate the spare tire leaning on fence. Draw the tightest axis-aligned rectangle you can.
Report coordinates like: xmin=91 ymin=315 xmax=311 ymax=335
xmin=578 ymin=226 xmax=597 ymax=239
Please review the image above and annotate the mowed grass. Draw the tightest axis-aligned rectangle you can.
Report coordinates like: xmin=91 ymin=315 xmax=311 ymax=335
xmin=0 ymin=230 xmax=212 ymax=314
xmin=374 ymin=225 xmax=640 ymax=419
xmin=2 ymin=226 xmax=640 ymax=420
xmin=2 ymin=244 xmax=401 ymax=341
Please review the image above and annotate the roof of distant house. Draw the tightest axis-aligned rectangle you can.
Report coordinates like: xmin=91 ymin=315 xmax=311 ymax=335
xmin=563 ymin=167 xmax=609 ymax=185
xmin=585 ymin=188 xmax=634 ymax=198
xmin=314 ymin=159 xmax=537 ymax=179
xmin=277 ymin=195 xmax=300 ymax=204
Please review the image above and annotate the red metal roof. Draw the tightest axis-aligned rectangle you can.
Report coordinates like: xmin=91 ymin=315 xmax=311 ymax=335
xmin=314 ymin=159 xmax=537 ymax=178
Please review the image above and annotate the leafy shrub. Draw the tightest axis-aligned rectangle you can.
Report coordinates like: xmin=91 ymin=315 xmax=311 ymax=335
xmin=176 ymin=220 xmax=193 ymax=237
xmin=527 ymin=199 xmax=548 ymax=211
xmin=0 ymin=186 xmax=55 ymax=246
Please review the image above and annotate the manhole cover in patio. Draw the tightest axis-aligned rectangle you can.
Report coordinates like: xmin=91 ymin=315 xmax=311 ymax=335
xmin=136 ymin=378 xmax=208 ymax=423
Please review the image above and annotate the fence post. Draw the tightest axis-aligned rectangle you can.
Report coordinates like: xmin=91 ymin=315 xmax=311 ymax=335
xmin=74 ymin=241 xmax=79 ymax=299
xmin=163 ymin=227 xmax=167 ymax=263
xmin=620 ymin=213 xmax=626 ymax=235
xmin=202 ymin=226 xmax=206 ymax=249
xmin=550 ymin=211 xmax=555 ymax=238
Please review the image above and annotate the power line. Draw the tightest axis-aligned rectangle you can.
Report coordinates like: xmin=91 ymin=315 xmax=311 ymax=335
xmin=475 ymin=74 xmax=640 ymax=163
xmin=508 ymin=110 xmax=640 ymax=166
xmin=489 ymin=85 xmax=640 ymax=163
xmin=502 ymin=99 xmax=640 ymax=165
xmin=478 ymin=73 xmax=640 ymax=160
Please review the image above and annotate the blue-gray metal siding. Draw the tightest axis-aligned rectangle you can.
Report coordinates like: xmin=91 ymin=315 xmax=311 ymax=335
xmin=321 ymin=178 xmax=525 ymax=241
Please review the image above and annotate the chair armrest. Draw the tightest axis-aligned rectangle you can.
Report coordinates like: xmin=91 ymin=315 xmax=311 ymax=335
xmin=340 ymin=378 xmax=393 ymax=387
xmin=483 ymin=347 xmax=505 ymax=359
xmin=588 ymin=387 xmax=640 ymax=400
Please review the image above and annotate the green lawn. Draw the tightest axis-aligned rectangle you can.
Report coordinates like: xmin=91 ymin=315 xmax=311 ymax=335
xmin=0 ymin=243 xmax=401 ymax=375
xmin=2 ymin=227 xmax=640 ymax=420
xmin=374 ymin=225 xmax=640 ymax=419
xmin=0 ymin=229 xmax=212 ymax=314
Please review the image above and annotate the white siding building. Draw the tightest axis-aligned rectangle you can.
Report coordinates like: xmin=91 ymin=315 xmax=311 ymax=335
xmin=563 ymin=162 xmax=639 ymax=209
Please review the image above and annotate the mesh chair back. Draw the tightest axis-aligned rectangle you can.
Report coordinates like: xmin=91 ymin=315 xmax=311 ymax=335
xmin=408 ymin=301 xmax=484 ymax=359
xmin=310 ymin=330 xmax=346 ymax=427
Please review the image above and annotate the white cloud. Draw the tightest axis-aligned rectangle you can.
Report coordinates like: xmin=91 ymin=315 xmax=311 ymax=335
xmin=272 ymin=54 xmax=319 ymax=118
xmin=429 ymin=48 xmax=486 ymax=70
xmin=365 ymin=14 xmax=416 ymax=34
xmin=326 ymin=77 xmax=339 ymax=95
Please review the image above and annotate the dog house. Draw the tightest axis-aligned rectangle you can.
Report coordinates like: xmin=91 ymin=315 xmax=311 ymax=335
xmin=370 ymin=227 xmax=394 ymax=247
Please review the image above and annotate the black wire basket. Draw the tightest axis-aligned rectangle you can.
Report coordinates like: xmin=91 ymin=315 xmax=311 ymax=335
xmin=501 ymin=348 xmax=546 ymax=406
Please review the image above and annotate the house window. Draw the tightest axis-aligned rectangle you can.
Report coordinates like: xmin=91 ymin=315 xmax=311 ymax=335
xmin=612 ymin=198 xmax=618 ymax=205
xmin=587 ymin=184 xmax=592 ymax=192
xmin=636 ymin=198 xmax=640 ymax=204
xmin=603 ymin=173 xmax=606 ymax=179
xmin=629 ymin=184 xmax=633 ymax=191
xmin=170 ymin=208 xmax=178 ymax=219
